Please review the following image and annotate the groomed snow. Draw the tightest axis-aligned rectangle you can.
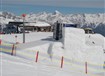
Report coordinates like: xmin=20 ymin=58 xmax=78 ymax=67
xmin=1 ymin=32 xmax=53 ymax=43
xmin=1 ymin=53 xmax=105 ymax=76
xmin=0 ymin=29 xmax=105 ymax=76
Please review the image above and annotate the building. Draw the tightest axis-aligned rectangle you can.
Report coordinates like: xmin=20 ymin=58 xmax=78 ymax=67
xmin=3 ymin=24 xmax=17 ymax=34
xmin=84 ymin=28 xmax=94 ymax=34
xmin=3 ymin=21 xmax=51 ymax=34
xmin=20 ymin=22 xmax=51 ymax=32
xmin=53 ymin=21 xmax=77 ymax=40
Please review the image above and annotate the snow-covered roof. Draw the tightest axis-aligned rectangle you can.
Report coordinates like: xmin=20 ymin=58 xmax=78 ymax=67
xmin=62 ymin=21 xmax=74 ymax=24
xmin=34 ymin=22 xmax=51 ymax=27
xmin=24 ymin=22 xmax=51 ymax=27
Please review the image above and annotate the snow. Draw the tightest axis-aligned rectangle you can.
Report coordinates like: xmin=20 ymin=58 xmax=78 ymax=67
xmin=23 ymin=22 xmax=51 ymax=27
xmin=1 ymin=53 xmax=104 ymax=76
xmin=85 ymin=34 xmax=104 ymax=47
xmin=0 ymin=11 xmax=105 ymax=36
xmin=0 ymin=17 xmax=14 ymax=24
xmin=61 ymin=27 xmax=104 ymax=73
xmin=1 ymin=53 xmax=98 ymax=76
xmin=1 ymin=32 xmax=53 ymax=43
xmin=0 ymin=28 xmax=105 ymax=76
xmin=32 ymin=22 xmax=51 ymax=27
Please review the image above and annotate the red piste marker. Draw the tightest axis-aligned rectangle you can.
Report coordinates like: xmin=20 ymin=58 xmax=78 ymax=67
xmin=35 ymin=51 xmax=39 ymax=63
xmin=0 ymin=39 xmax=1 ymax=45
xmin=61 ymin=56 xmax=64 ymax=68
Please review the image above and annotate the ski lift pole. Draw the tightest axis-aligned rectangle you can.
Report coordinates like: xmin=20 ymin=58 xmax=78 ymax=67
xmin=22 ymin=14 xmax=26 ymax=43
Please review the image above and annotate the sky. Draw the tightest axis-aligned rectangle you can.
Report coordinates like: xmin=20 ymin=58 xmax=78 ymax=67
xmin=1 ymin=0 xmax=105 ymax=15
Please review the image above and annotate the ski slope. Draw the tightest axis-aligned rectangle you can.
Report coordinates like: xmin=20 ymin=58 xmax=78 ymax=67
xmin=1 ymin=53 xmax=104 ymax=76
xmin=1 ymin=32 xmax=53 ymax=43
xmin=0 ymin=30 xmax=105 ymax=76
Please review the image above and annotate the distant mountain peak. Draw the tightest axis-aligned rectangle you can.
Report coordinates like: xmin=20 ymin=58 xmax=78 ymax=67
xmin=53 ymin=10 xmax=61 ymax=15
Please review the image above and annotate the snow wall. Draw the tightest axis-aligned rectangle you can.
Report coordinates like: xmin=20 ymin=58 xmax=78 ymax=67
xmin=12 ymin=27 xmax=104 ymax=73
xmin=61 ymin=27 xmax=104 ymax=73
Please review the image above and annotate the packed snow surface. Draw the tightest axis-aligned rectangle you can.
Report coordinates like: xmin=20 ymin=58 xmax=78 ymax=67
xmin=0 ymin=29 xmax=105 ymax=76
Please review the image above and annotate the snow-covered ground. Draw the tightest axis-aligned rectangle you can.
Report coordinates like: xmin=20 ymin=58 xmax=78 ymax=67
xmin=0 ymin=30 xmax=105 ymax=76
xmin=1 ymin=32 xmax=53 ymax=43
xmin=1 ymin=53 xmax=104 ymax=76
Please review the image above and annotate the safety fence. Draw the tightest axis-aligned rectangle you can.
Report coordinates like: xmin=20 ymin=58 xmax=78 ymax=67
xmin=0 ymin=40 xmax=105 ymax=76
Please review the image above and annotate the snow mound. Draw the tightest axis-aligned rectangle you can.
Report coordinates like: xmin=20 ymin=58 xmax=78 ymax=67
xmin=86 ymin=34 xmax=105 ymax=47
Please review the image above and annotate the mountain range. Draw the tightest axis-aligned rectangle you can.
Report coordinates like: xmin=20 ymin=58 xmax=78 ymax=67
xmin=0 ymin=11 xmax=105 ymax=36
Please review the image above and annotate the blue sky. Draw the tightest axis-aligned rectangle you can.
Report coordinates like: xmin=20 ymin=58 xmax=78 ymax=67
xmin=1 ymin=0 xmax=105 ymax=15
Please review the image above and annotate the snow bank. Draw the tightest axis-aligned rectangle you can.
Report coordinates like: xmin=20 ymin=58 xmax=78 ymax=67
xmin=62 ymin=27 xmax=86 ymax=61
xmin=85 ymin=34 xmax=105 ymax=47
xmin=61 ymin=27 xmax=104 ymax=73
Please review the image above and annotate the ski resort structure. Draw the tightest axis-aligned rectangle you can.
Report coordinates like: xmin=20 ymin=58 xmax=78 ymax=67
xmin=0 ymin=20 xmax=105 ymax=76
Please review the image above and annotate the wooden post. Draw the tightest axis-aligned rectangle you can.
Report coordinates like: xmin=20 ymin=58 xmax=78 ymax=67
xmin=85 ymin=62 xmax=87 ymax=74
xmin=11 ymin=44 xmax=16 ymax=56
xmin=35 ymin=51 xmax=39 ymax=63
xmin=61 ymin=56 xmax=64 ymax=68
xmin=11 ymin=44 xmax=15 ymax=55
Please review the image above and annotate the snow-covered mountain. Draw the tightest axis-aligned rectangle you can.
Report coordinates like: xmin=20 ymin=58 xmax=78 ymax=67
xmin=0 ymin=11 xmax=105 ymax=36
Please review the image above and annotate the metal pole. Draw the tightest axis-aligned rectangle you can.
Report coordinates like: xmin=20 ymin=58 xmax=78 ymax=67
xmin=23 ymin=17 xmax=25 ymax=43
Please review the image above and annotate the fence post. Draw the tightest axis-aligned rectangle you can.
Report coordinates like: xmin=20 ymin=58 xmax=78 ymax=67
xmin=85 ymin=62 xmax=87 ymax=74
xmin=35 ymin=51 xmax=39 ymax=63
xmin=0 ymin=39 xmax=1 ymax=45
xmin=61 ymin=56 xmax=64 ymax=68
xmin=11 ymin=44 xmax=16 ymax=56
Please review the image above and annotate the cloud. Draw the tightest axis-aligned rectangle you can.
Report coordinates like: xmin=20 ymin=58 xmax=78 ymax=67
xmin=2 ymin=0 xmax=104 ymax=8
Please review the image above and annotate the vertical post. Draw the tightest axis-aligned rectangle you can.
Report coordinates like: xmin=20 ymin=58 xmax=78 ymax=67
xmin=0 ymin=39 xmax=1 ymax=45
xmin=35 ymin=51 xmax=39 ymax=63
xmin=22 ymin=14 xmax=26 ymax=43
xmin=15 ymin=35 xmax=17 ymax=43
xmin=0 ymin=39 xmax=2 ymax=52
xmin=61 ymin=56 xmax=64 ymax=68
xmin=23 ymin=17 xmax=25 ymax=43
xmin=17 ymin=26 xmax=18 ymax=33
xmin=11 ymin=44 xmax=15 ymax=55
xmin=85 ymin=62 xmax=87 ymax=74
